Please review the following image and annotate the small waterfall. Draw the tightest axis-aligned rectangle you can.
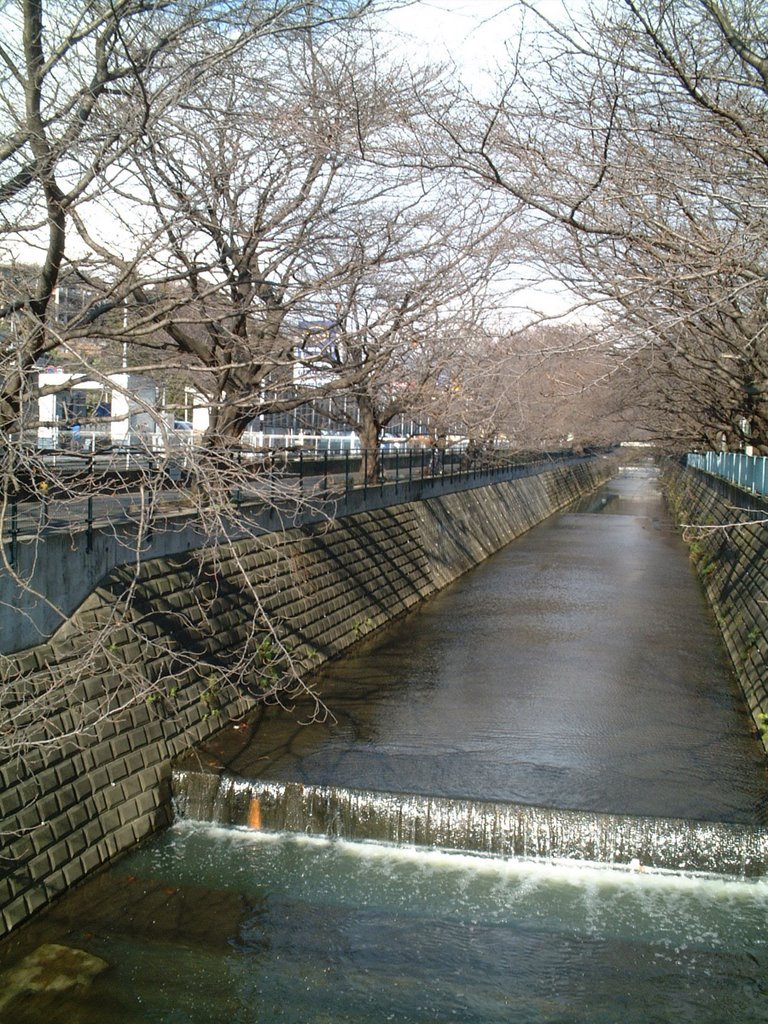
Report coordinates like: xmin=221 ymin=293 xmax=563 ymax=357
xmin=172 ymin=769 xmax=768 ymax=877
xmin=172 ymin=770 xmax=255 ymax=824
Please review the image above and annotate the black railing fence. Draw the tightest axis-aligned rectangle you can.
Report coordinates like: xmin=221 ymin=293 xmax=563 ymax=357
xmin=2 ymin=445 xmax=610 ymax=563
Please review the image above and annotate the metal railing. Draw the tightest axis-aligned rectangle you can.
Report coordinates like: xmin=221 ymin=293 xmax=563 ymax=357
xmin=686 ymin=451 xmax=768 ymax=497
xmin=2 ymin=445 xmax=607 ymax=561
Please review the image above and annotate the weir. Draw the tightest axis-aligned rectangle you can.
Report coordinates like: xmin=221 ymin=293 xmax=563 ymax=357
xmin=172 ymin=769 xmax=768 ymax=878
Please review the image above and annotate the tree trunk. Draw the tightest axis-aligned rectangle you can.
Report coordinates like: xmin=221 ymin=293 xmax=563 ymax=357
xmin=356 ymin=396 xmax=381 ymax=482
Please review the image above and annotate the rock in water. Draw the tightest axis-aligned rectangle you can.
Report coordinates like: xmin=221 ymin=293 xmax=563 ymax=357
xmin=0 ymin=943 xmax=108 ymax=1012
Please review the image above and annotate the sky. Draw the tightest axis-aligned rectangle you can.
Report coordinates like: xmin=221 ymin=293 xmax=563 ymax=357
xmin=379 ymin=0 xmax=523 ymax=91
xmin=378 ymin=0 xmax=575 ymax=88
xmin=377 ymin=0 xmax=581 ymax=321
xmin=383 ymin=2 xmax=517 ymax=60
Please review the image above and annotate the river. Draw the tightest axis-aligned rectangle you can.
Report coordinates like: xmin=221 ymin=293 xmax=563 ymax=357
xmin=1 ymin=464 xmax=767 ymax=1023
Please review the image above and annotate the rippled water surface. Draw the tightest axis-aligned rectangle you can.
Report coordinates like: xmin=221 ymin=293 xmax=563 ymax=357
xmin=207 ymin=470 xmax=768 ymax=821
xmin=2 ymin=822 xmax=768 ymax=1024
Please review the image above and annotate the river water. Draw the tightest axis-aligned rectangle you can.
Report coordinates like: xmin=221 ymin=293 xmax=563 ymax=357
xmin=197 ymin=465 xmax=767 ymax=822
xmin=2 ymin=464 xmax=767 ymax=1023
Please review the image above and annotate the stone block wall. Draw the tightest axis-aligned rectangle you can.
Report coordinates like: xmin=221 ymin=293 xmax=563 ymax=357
xmin=0 ymin=459 xmax=611 ymax=937
xmin=663 ymin=461 xmax=768 ymax=754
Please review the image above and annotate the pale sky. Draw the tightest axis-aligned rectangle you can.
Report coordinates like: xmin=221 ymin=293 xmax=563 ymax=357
xmin=378 ymin=0 xmax=574 ymax=91
xmin=379 ymin=0 xmax=522 ymax=89
xmin=382 ymin=2 xmax=517 ymax=57
xmin=377 ymin=0 xmax=582 ymax=322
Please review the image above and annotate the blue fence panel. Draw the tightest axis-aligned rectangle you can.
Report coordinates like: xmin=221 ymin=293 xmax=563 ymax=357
xmin=687 ymin=451 xmax=768 ymax=497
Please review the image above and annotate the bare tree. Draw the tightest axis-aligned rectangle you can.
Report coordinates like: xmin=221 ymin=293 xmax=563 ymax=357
xmin=0 ymin=0 xmax=401 ymax=765
xmin=428 ymin=320 xmax=627 ymax=455
xmin=304 ymin=185 xmax=509 ymax=477
xmin=0 ymin=0 xmax=383 ymax=433
xmin=416 ymin=0 xmax=768 ymax=452
xmin=66 ymin=24 xmax=442 ymax=462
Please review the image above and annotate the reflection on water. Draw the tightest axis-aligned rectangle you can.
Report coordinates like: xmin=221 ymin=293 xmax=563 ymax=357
xmin=200 ymin=470 xmax=767 ymax=822
xmin=1 ymin=822 xmax=767 ymax=1024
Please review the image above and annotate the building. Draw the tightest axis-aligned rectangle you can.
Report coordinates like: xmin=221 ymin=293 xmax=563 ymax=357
xmin=36 ymin=370 xmax=162 ymax=450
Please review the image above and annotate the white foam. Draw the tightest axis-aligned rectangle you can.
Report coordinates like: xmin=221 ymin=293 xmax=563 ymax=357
xmin=169 ymin=820 xmax=768 ymax=901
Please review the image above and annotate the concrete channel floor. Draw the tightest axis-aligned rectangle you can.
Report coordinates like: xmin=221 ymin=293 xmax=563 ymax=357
xmin=205 ymin=465 xmax=768 ymax=824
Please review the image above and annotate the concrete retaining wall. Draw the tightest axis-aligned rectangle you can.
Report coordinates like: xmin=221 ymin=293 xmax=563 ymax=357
xmin=0 ymin=459 xmax=611 ymax=937
xmin=663 ymin=461 xmax=768 ymax=754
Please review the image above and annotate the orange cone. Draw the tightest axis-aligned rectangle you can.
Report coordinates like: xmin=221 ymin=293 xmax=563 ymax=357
xmin=248 ymin=797 xmax=261 ymax=829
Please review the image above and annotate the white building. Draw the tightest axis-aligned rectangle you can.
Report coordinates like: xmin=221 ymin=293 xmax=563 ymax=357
xmin=36 ymin=370 xmax=162 ymax=450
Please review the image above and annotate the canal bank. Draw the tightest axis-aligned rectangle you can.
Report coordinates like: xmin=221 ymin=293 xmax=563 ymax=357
xmin=663 ymin=460 xmax=768 ymax=755
xmin=179 ymin=464 xmax=768 ymax=828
